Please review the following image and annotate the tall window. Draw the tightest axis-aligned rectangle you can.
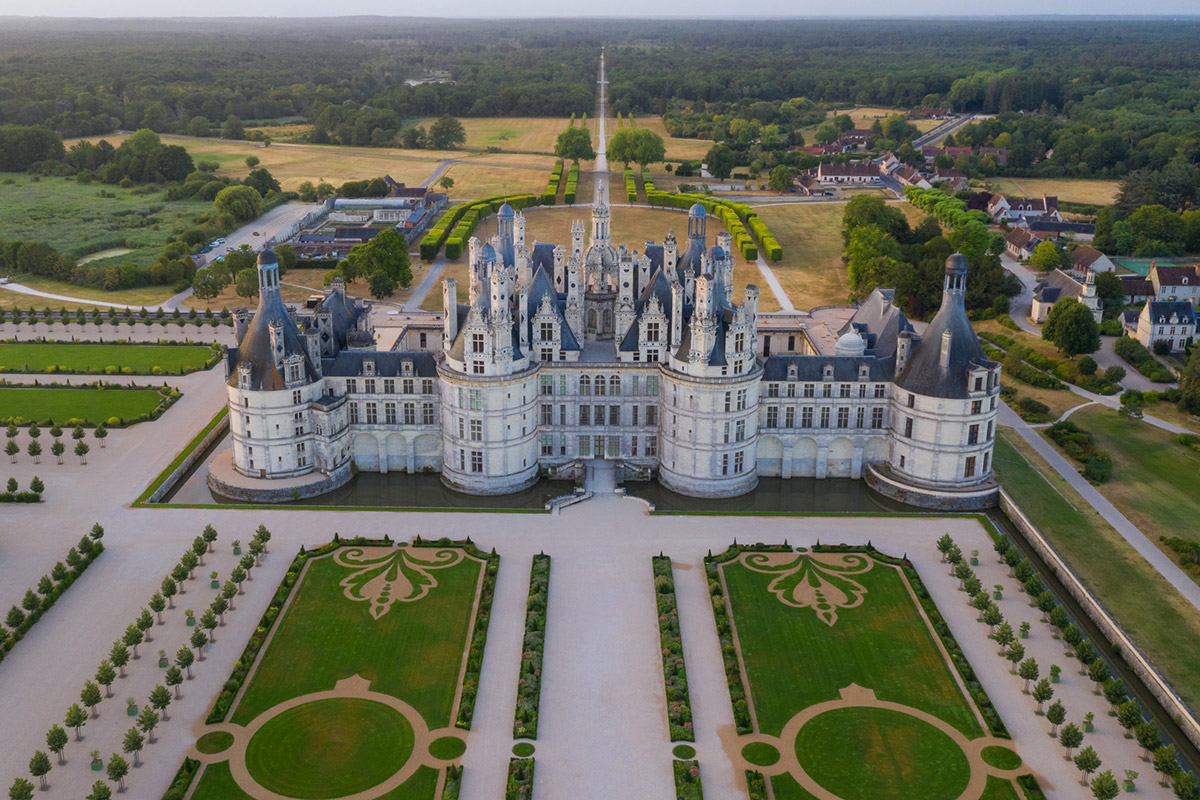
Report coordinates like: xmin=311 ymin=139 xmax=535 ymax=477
xmin=874 ymin=384 xmax=886 ymax=398
xmin=610 ymin=405 xmax=620 ymax=426
xmin=580 ymin=375 xmax=591 ymax=395
xmin=904 ymin=417 xmax=913 ymax=438
xmin=594 ymin=405 xmax=606 ymax=425
xmin=839 ymin=384 xmax=851 ymax=398
xmin=469 ymin=390 xmax=482 ymax=411
xmin=767 ymin=383 xmax=780 ymax=398
xmin=856 ymin=408 xmax=865 ymax=428
xmin=422 ymin=403 xmax=435 ymax=425
xmin=580 ymin=406 xmax=591 ymax=425
xmin=785 ymin=407 xmax=795 ymax=428
xmin=540 ymin=375 xmax=553 ymax=395
xmin=292 ymin=389 xmax=302 ymax=405
xmin=646 ymin=405 xmax=658 ymax=426
xmin=403 ymin=403 xmax=416 ymax=425
xmin=872 ymin=408 xmax=884 ymax=429
xmin=471 ymin=333 xmax=484 ymax=354
xmin=837 ymin=407 xmax=849 ymax=428
xmin=737 ymin=389 xmax=747 ymax=410
xmin=646 ymin=322 xmax=660 ymax=342
xmin=541 ymin=404 xmax=553 ymax=425
xmin=645 ymin=437 xmax=657 ymax=457
xmin=595 ymin=376 xmax=607 ymax=396
xmin=734 ymin=450 xmax=745 ymax=474
xmin=385 ymin=402 xmax=397 ymax=425
xmin=820 ymin=407 xmax=831 ymax=428
xmin=469 ymin=420 xmax=482 ymax=441
xmin=364 ymin=379 xmax=376 ymax=394
xmin=347 ymin=379 xmax=358 ymax=394
xmin=724 ymin=391 xmax=732 ymax=412
xmin=968 ymin=424 xmax=979 ymax=445
xmin=540 ymin=434 xmax=553 ymax=456
xmin=403 ymin=378 xmax=414 ymax=394
xmin=609 ymin=376 xmax=621 ymax=395
xmin=365 ymin=403 xmax=378 ymax=424
xmin=801 ymin=407 xmax=813 ymax=428
xmin=766 ymin=406 xmax=779 ymax=428
xmin=540 ymin=322 xmax=554 ymax=341
xmin=383 ymin=379 xmax=395 ymax=394
xmin=735 ymin=420 xmax=746 ymax=442
xmin=470 ymin=451 xmax=483 ymax=473
xmin=964 ymin=456 xmax=976 ymax=478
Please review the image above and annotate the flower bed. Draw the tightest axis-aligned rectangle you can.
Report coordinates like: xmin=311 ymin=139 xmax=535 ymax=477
xmin=505 ymin=757 xmax=534 ymax=800
xmin=653 ymin=555 xmax=695 ymax=742
xmin=513 ymin=554 xmax=550 ymax=739
xmin=673 ymin=759 xmax=704 ymax=800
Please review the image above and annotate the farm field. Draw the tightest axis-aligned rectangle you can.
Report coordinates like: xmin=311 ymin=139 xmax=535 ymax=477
xmin=188 ymin=542 xmax=490 ymax=800
xmin=994 ymin=429 xmax=1200 ymax=709
xmin=988 ymin=178 xmax=1119 ymax=206
xmin=0 ymin=342 xmax=214 ymax=373
xmin=440 ymin=163 xmax=552 ymax=200
xmin=716 ymin=547 xmax=1026 ymax=800
xmin=629 ymin=116 xmax=714 ymax=161
xmin=0 ymin=172 xmax=211 ymax=272
xmin=414 ymin=116 xmax=586 ymax=155
xmin=0 ymin=386 xmax=167 ymax=425
xmin=752 ymin=201 xmax=925 ymax=310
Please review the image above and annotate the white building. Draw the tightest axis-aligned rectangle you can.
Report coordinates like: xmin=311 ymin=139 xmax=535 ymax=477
xmin=215 ymin=184 xmax=999 ymax=508
xmin=1126 ymin=301 xmax=1197 ymax=354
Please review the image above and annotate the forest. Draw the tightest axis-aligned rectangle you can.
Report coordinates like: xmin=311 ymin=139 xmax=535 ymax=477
xmin=1 ymin=18 xmax=1198 ymax=181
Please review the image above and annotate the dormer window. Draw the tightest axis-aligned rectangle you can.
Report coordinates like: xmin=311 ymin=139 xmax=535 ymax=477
xmin=363 ymin=359 xmax=376 ymax=376
xmin=402 ymin=360 xmax=414 ymax=376
xmin=858 ymin=364 xmax=870 ymax=380
xmin=238 ymin=366 xmax=251 ymax=390
xmin=822 ymin=364 xmax=834 ymax=380
xmin=787 ymin=365 xmax=798 ymax=381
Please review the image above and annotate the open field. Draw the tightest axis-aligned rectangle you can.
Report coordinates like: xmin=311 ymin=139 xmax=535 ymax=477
xmin=0 ymin=173 xmax=211 ymax=271
xmin=191 ymin=543 xmax=485 ymax=800
xmin=753 ymin=201 xmax=925 ymax=310
xmin=1063 ymin=405 xmax=1200 ymax=554
xmin=999 ymin=379 xmax=1081 ymax=421
xmin=441 ymin=163 xmax=551 ymax=199
xmin=415 ymin=116 xmax=579 ymax=154
xmin=631 ymin=117 xmax=716 ymax=161
xmin=0 ymin=273 xmax=177 ymax=308
xmin=0 ymin=386 xmax=167 ymax=425
xmin=994 ymin=429 xmax=1200 ymax=708
xmin=989 ymin=178 xmax=1119 ymax=206
xmin=0 ymin=342 xmax=214 ymax=373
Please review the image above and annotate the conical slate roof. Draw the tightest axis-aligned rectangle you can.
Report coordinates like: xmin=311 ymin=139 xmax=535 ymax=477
xmin=228 ymin=249 xmax=318 ymax=391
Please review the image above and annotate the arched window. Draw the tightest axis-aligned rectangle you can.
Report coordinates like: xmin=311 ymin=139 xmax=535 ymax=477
xmin=609 ymin=375 xmax=621 ymax=395
xmin=579 ymin=375 xmax=591 ymax=396
xmin=594 ymin=375 xmax=607 ymax=396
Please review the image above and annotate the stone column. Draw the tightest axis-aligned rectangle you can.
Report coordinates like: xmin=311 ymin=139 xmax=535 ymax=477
xmin=816 ymin=445 xmax=828 ymax=479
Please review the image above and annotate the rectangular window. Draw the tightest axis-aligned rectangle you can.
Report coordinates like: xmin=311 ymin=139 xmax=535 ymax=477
xmin=471 ymin=333 xmax=484 ymax=354
xmin=631 ymin=435 xmax=639 ymax=457
xmin=647 ymin=376 xmax=659 ymax=395
xmin=595 ymin=378 xmax=607 ymax=397
xmin=858 ymin=384 xmax=867 ymax=398
xmin=839 ymin=384 xmax=851 ymax=398
xmin=347 ymin=379 xmax=358 ymax=394
xmin=423 ymin=403 xmax=435 ymax=425
xmin=383 ymin=379 xmax=395 ymax=394
xmin=822 ymin=384 xmax=832 ymax=398
xmin=469 ymin=390 xmax=482 ymax=411
xmin=610 ymin=405 xmax=620 ymax=426
xmin=632 ymin=406 xmax=640 ymax=426
xmin=735 ymin=450 xmax=745 ymax=474
xmin=385 ymin=402 xmax=397 ymax=425
xmin=365 ymin=402 xmax=378 ymax=424
xmin=402 ymin=378 xmax=414 ymax=394
xmin=646 ymin=322 xmax=659 ymax=342
xmin=541 ymin=404 xmax=553 ymax=425
xmin=803 ymin=384 xmax=814 ymax=398
xmin=560 ymin=375 xmax=568 ymax=395
xmin=737 ymin=389 xmax=747 ymax=410
xmin=471 ymin=451 xmax=483 ymax=473
xmin=560 ymin=404 xmax=567 ymax=425
xmin=594 ymin=436 xmax=606 ymax=458
xmin=724 ymin=391 xmax=732 ymax=412
xmin=560 ymin=434 xmax=567 ymax=456
xmin=974 ymin=376 xmax=984 ymax=392
xmin=646 ymin=405 xmax=658 ymax=426
xmin=540 ymin=322 xmax=554 ymax=341
xmin=723 ymin=422 xmax=730 ymax=444
xmin=971 ymin=400 xmax=982 ymax=414
xmin=403 ymin=403 xmax=416 ymax=425
xmin=785 ymin=407 xmax=795 ymax=428
xmin=767 ymin=383 xmax=780 ymax=398
xmin=422 ymin=379 xmax=434 ymax=395
xmin=540 ymin=434 xmax=553 ymax=456
xmin=907 ymin=394 xmax=915 ymax=408
xmin=736 ymin=420 xmax=746 ymax=441
xmin=722 ymin=453 xmax=729 ymax=475
xmin=964 ymin=456 xmax=976 ymax=478
xmin=645 ymin=437 xmax=657 ymax=457
xmin=578 ymin=435 xmax=591 ymax=457
xmin=872 ymin=407 xmax=884 ymax=429
xmin=580 ymin=406 xmax=591 ymax=425
xmin=874 ymin=384 xmax=886 ymax=398
xmin=540 ymin=348 xmax=554 ymax=362
xmin=608 ymin=435 xmax=620 ymax=456
xmin=801 ymin=407 xmax=813 ymax=428
xmin=364 ymin=379 xmax=376 ymax=394
xmin=458 ymin=417 xmax=464 ymax=438
xmin=856 ymin=408 xmax=865 ymax=428
xmin=469 ymin=420 xmax=482 ymax=441
xmin=968 ymin=424 xmax=979 ymax=445
xmin=837 ymin=407 xmax=849 ymax=428
xmin=594 ymin=405 xmax=606 ymax=425
xmin=766 ymin=406 xmax=779 ymax=428
xmin=983 ymin=452 xmax=990 ymax=472
xmin=540 ymin=375 xmax=553 ymax=395
xmin=820 ymin=407 xmax=831 ymax=428
xmin=292 ymin=389 xmax=302 ymax=405
xmin=987 ymin=421 xmax=994 ymax=440
xmin=904 ymin=417 xmax=913 ymax=438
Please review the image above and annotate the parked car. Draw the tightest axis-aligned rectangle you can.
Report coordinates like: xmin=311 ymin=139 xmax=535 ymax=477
xmin=252 ymin=231 xmax=260 ymax=236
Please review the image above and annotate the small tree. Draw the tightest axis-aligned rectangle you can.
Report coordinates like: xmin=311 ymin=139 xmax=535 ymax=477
xmin=1102 ymin=678 xmax=1126 ymax=713
xmin=71 ymin=425 xmax=84 ymax=441
xmin=992 ymin=621 xmax=1015 ymax=654
xmin=182 ymin=549 xmax=199 ymax=579
xmin=161 ymin=576 xmax=177 ymax=608
xmin=1090 ymin=770 xmax=1120 ymax=800
xmin=110 ymin=641 xmax=129 ymax=678
xmin=122 ymin=727 xmax=143 ymax=768
xmin=165 ymin=666 xmax=183 ymax=699
xmin=175 ymin=647 xmax=194 ymax=679
xmin=74 ymin=440 xmax=89 ymax=464
xmin=136 ymin=705 xmax=159 ymax=744
xmin=191 ymin=536 xmax=207 ymax=566
xmin=211 ymin=594 xmax=229 ymax=625
xmin=81 ymin=681 xmax=102 ymax=718
xmin=29 ymin=750 xmax=51 ymax=790
xmin=936 ymin=533 xmax=954 ymax=561
xmin=222 ymin=580 xmax=237 ymax=611
xmin=1074 ymin=745 xmax=1101 ymax=786
xmin=231 ymin=565 xmax=246 ymax=594
xmin=1047 ymin=700 xmax=1066 ymax=736
xmin=52 ymin=440 xmax=64 ymax=463
xmin=106 ymin=752 xmax=129 ymax=791
xmin=1173 ymin=770 xmax=1200 ymax=800
xmin=1032 ymin=678 xmax=1054 ymax=713
xmin=202 ymin=524 xmax=218 ymax=553
xmin=95 ymin=660 xmax=116 ymax=698
xmin=149 ymin=593 xmax=166 ymax=624
xmin=249 ymin=538 xmax=264 ymax=567
xmin=29 ymin=476 xmax=43 ymax=495
xmin=95 ymin=426 xmax=107 ymax=448
xmin=1060 ymin=722 xmax=1084 ymax=760
xmin=64 ymin=704 xmax=87 ymax=741
xmin=7 ymin=778 xmax=34 ymax=800
xmin=1152 ymin=745 xmax=1179 ymax=787
xmin=1018 ymin=658 xmax=1039 ymax=693
xmin=1005 ymin=642 xmax=1026 ymax=672
xmin=190 ymin=628 xmax=208 ymax=661
xmin=200 ymin=608 xmax=218 ymax=643
xmin=122 ymin=624 xmax=143 ymax=659
xmin=1088 ymin=659 xmax=1111 ymax=690
xmin=136 ymin=609 xmax=154 ymax=643
xmin=171 ymin=563 xmax=188 ymax=592
xmin=6 ymin=440 xmax=19 ymax=463
xmin=1118 ymin=701 xmax=1142 ymax=736
xmin=27 ymin=440 xmax=41 ymax=463
xmin=45 ymin=725 xmax=68 ymax=765
xmin=149 ymin=684 xmax=172 ymax=722
xmin=1136 ymin=720 xmax=1162 ymax=761
xmin=87 ymin=780 xmax=111 ymax=800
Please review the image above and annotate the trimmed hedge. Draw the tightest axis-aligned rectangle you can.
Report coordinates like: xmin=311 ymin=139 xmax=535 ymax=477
xmin=625 ymin=168 xmax=637 ymax=202
xmin=564 ymin=163 xmax=579 ymax=204
xmin=646 ymin=191 xmax=768 ymax=261
xmin=442 ymin=765 xmax=463 ymax=800
xmin=514 ymin=553 xmax=550 ymax=739
xmin=745 ymin=770 xmax=768 ymax=800
xmin=0 ymin=531 xmax=103 ymax=663
xmin=161 ymin=758 xmax=200 ymax=800
xmin=653 ymin=555 xmax=695 ymax=742
xmin=1114 ymin=336 xmax=1174 ymax=383
xmin=543 ymin=160 xmax=564 ymax=206
xmin=424 ymin=194 xmax=541 ymax=261
xmin=0 ymin=380 xmax=182 ymax=427
xmin=673 ymin=759 xmax=704 ymax=800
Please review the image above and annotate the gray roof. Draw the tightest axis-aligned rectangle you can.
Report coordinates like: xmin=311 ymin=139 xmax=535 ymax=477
xmin=1146 ymin=301 xmax=1197 ymax=324
xmin=322 ymin=350 xmax=438 ymax=378
xmin=762 ymin=354 xmax=893 ymax=382
xmin=228 ymin=250 xmax=319 ymax=391
xmin=894 ymin=254 xmax=997 ymax=399
xmin=840 ymin=288 xmax=913 ymax=359
xmin=1034 ymin=269 xmax=1082 ymax=304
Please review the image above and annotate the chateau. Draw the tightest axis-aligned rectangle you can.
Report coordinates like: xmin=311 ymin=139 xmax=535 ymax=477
xmin=213 ymin=183 xmax=1000 ymax=509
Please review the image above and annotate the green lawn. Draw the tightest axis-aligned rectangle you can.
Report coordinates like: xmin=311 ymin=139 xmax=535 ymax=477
xmin=772 ymin=769 xmax=1020 ymax=800
xmin=0 ymin=386 xmax=166 ymax=425
xmin=795 ymin=707 xmax=970 ymax=800
xmin=231 ymin=549 xmax=481 ymax=728
xmin=189 ymin=759 xmax=439 ymax=800
xmin=722 ymin=557 xmax=982 ymax=738
xmin=1065 ymin=405 xmax=1200 ymax=552
xmin=245 ymin=698 xmax=414 ymax=800
xmin=0 ymin=173 xmax=211 ymax=269
xmin=995 ymin=430 xmax=1200 ymax=708
xmin=0 ymin=343 xmax=214 ymax=374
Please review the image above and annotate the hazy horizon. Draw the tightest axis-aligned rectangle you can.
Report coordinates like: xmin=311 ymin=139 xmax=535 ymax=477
xmin=2 ymin=4 xmax=1200 ymax=18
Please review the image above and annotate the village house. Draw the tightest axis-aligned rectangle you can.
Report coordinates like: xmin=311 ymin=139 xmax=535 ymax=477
xmin=1119 ymin=275 xmax=1155 ymax=305
xmin=988 ymin=194 xmax=1063 ymax=223
xmin=1148 ymin=263 xmax=1200 ymax=305
xmin=1070 ymin=245 xmax=1115 ymax=275
xmin=1031 ymin=269 xmax=1102 ymax=324
xmin=978 ymin=147 xmax=1010 ymax=165
xmin=893 ymin=165 xmax=932 ymax=189
xmin=930 ymin=168 xmax=969 ymax=192
xmin=1125 ymin=301 xmax=1197 ymax=353
xmin=816 ymin=162 xmax=881 ymax=184
xmin=1004 ymin=228 xmax=1043 ymax=261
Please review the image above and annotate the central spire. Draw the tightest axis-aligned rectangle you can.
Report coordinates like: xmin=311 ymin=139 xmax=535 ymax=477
xmin=591 ymin=179 xmax=610 ymax=248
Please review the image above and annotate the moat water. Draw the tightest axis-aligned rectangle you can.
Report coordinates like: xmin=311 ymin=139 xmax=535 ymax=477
xmin=163 ymin=432 xmax=914 ymax=513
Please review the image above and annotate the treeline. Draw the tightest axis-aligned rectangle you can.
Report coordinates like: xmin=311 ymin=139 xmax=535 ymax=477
xmin=0 ymin=237 xmax=200 ymax=292
xmin=1093 ymin=162 xmax=1200 ymax=256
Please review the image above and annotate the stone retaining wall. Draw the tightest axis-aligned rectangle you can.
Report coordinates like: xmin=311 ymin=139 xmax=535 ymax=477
xmin=1000 ymin=487 xmax=1200 ymax=751
xmin=865 ymin=463 xmax=998 ymax=510
xmin=146 ymin=412 xmax=231 ymax=503
xmin=206 ymin=460 xmax=353 ymax=503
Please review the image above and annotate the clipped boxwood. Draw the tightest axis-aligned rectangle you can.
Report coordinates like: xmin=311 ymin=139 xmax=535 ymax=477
xmin=653 ymin=556 xmax=694 ymax=742
xmin=513 ymin=554 xmax=550 ymax=739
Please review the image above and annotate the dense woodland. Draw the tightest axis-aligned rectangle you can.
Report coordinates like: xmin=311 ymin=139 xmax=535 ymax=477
xmin=1 ymin=19 xmax=1198 ymax=181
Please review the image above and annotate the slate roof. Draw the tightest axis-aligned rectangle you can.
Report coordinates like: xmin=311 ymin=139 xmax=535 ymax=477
xmin=322 ymin=350 xmax=438 ymax=378
xmin=228 ymin=249 xmax=319 ymax=391
xmin=762 ymin=354 xmax=892 ymax=382
xmin=838 ymin=287 xmax=914 ymax=360
xmin=1145 ymin=301 xmax=1197 ymax=325
xmin=1150 ymin=264 xmax=1200 ymax=287
xmin=1034 ymin=269 xmax=1083 ymax=304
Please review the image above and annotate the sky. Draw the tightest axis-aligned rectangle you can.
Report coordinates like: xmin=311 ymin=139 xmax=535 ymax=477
xmin=1 ymin=1 xmax=1198 ymax=17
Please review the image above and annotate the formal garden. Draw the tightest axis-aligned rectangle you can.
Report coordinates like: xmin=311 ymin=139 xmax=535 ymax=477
xmin=178 ymin=536 xmax=498 ymax=800
xmin=0 ymin=382 xmax=179 ymax=427
xmin=0 ymin=341 xmax=221 ymax=375
xmin=709 ymin=543 xmax=1037 ymax=800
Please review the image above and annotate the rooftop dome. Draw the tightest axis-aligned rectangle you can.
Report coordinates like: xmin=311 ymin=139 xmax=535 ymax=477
xmin=480 ymin=242 xmax=497 ymax=262
xmin=257 ymin=247 xmax=277 ymax=266
xmin=498 ymin=202 xmax=514 ymax=219
xmin=835 ymin=331 xmax=867 ymax=356
xmin=688 ymin=203 xmax=706 ymax=219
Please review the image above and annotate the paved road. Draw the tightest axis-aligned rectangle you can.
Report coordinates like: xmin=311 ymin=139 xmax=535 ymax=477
xmin=911 ymin=113 xmax=977 ymax=148
xmin=753 ymin=255 xmax=795 ymax=312
xmin=595 ymin=50 xmax=608 ymax=174
xmin=201 ymin=202 xmax=325 ymax=266
xmin=999 ymin=253 xmax=1043 ymax=336
xmin=403 ymin=254 xmax=447 ymax=311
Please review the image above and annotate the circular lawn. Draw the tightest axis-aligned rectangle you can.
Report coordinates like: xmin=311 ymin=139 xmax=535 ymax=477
xmin=795 ymin=707 xmax=970 ymax=800
xmin=245 ymin=698 xmax=414 ymax=799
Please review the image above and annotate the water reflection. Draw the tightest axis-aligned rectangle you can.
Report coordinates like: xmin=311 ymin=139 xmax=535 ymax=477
xmin=625 ymin=477 xmax=916 ymax=514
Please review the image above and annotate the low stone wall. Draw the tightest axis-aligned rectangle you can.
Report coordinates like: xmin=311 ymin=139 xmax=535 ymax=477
xmin=146 ymin=412 xmax=230 ymax=504
xmin=999 ymin=488 xmax=1200 ymax=751
xmin=206 ymin=459 xmax=353 ymax=503
xmin=865 ymin=464 xmax=998 ymax=511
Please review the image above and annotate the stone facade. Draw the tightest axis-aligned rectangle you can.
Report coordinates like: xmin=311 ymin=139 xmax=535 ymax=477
xmin=216 ymin=189 xmax=1000 ymax=505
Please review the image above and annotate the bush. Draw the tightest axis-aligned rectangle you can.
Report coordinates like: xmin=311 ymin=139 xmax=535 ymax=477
xmin=1114 ymin=336 xmax=1174 ymax=383
xmin=1015 ymin=396 xmax=1050 ymax=421
xmin=1078 ymin=355 xmax=1097 ymax=375
xmin=1047 ymin=420 xmax=1112 ymax=482
xmin=513 ymin=554 xmax=550 ymax=739
xmin=1100 ymin=318 xmax=1123 ymax=336
xmin=653 ymin=556 xmax=694 ymax=742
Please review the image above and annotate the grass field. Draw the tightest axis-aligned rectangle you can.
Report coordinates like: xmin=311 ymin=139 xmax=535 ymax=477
xmin=752 ymin=201 xmax=925 ymax=310
xmin=0 ymin=343 xmax=213 ymax=373
xmin=1064 ymin=405 xmax=1200 ymax=553
xmin=441 ymin=163 xmax=552 ymax=199
xmin=772 ymin=773 xmax=1019 ymax=800
xmin=632 ymin=117 xmax=715 ymax=161
xmin=0 ymin=173 xmax=211 ymax=271
xmin=0 ymin=386 xmax=166 ymax=425
xmin=191 ymin=544 xmax=484 ymax=800
xmin=415 ymin=116 xmax=580 ymax=155
xmin=994 ymin=429 xmax=1200 ymax=708
xmin=989 ymin=178 xmax=1120 ymax=206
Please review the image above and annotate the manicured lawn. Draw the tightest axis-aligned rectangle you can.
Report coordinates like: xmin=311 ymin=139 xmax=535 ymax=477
xmin=981 ymin=745 xmax=1022 ymax=770
xmin=1067 ymin=405 xmax=1200 ymax=549
xmin=795 ymin=707 xmax=970 ymax=800
xmin=429 ymin=737 xmax=466 ymax=760
xmin=995 ymin=430 xmax=1200 ymax=708
xmin=0 ymin=343 xmax=213 ymax=373
xmin=231 ymin=548 xmax=481 ymax=728
xmin=722 ymin=556 xmax=982 ymax=738
xmin=196 ymin=731 xmax=234 ymax=755
xmin=772 ymin=764 xmax=1020 ymax=800
xmin=245 ymin=698 xmax=414 ymax=799
xmin=0 ymin=386 xmax=166 ymax=425
xmin=190 ymin=759 xmax=439 ymax=800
